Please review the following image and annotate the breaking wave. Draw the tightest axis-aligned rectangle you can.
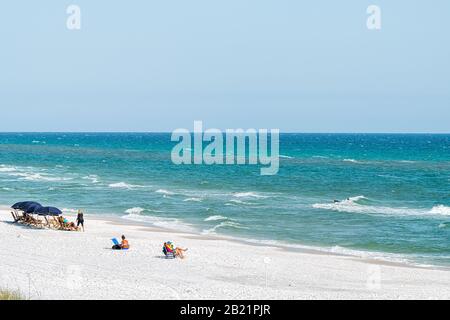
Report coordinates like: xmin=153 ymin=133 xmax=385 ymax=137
xmin=233 ymin=192 xmax=268 ymax=199
xmin=155 ymin=189 xmax=175 ymax=196
xmin=202 ymin=220 xmax=249 ymax=234
xmin=313 ymin=196 xmax=450 ymax=217
xmin=204 ymin=215 xmax=229 ymax=222
xmin=108 ymin=182 xmax=144 ymax=189
xmin=125 ymin=207 xmax=145 ymax=215
xmin=183 ymin=197 xmax=202 ymax=202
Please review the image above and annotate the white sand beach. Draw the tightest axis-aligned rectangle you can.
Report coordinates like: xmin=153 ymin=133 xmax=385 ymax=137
xmin=0 ymin=207 xmax=449 ymax=300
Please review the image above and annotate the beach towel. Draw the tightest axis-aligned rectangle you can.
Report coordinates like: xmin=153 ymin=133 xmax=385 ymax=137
xmin=112 ymin=238 xmax=120 ymax=246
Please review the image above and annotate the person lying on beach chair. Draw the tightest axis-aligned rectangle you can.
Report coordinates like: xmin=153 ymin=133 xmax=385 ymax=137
xmin=112 ymin=235 xmax=130 ymax=250
xmin=163 ymin=242 xmax=188 ymax=259
xmin=163 ymin=242 xmax=176 ymax=259
xmin=57 ymin=216 xmax=78 ymax=231
xmin=22 ymin=214 xmax=44 ymax=228
xmin=175 ymin=247 xmax=188 ymax=259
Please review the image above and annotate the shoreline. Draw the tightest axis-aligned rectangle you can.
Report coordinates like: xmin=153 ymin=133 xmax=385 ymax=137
xmin=68 ymin=210 xmax=450 ymax=272
xmin=1 ymin=207 xmax=450 ymax=299
xmin=3 ymin=205 xmax=446 ymax=272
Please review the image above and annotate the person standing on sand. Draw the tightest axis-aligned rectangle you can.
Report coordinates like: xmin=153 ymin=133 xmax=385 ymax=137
xmin=76 ymin=209 xmax=85 ymax=232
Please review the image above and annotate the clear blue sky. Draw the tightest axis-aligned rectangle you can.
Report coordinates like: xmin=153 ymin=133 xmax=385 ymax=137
xmin=0 ymin=1 xmax=449 ymax=132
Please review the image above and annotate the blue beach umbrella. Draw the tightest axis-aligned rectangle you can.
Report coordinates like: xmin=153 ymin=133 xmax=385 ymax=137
xmin=24 ymin=203 xmax=43 ymax=214
xmin=11 ymin=201 xmax=41 ymax=211
xmin=34 ymin=206 xmax=62 ymax=216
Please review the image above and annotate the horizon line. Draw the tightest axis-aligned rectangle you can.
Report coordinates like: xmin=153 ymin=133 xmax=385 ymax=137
xmin=0 ymin=131 xmax=449 ymax=135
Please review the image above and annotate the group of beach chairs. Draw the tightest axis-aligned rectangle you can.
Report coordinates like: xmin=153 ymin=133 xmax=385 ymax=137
xmin=11 ymin=211 xmax=79 ymax=231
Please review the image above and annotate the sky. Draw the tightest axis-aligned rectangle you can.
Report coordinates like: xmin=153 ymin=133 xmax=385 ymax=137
xmin=0 ymin=0 xmax=449 ymax=133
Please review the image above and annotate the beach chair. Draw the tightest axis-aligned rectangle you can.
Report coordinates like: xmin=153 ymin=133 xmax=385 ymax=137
xmin=47 ymin=216 xmax=60 ymax=229
xmin=29 ymin=216 xmax=44 ymax=228
xmin=11 ymin=211 xmax=19 ymax=223
xmin=163 ymin=243 xmax=176 ymax=259
xmin=111 ymin=238 xmax=129 ymax=250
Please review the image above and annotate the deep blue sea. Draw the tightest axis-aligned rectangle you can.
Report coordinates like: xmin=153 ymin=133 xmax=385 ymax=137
xmin=0 ymin=133 xmax=449 ymax=266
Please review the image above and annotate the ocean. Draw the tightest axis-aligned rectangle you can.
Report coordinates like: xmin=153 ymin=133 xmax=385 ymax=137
xmin=0 ymin=133 xmax=449 ymax=266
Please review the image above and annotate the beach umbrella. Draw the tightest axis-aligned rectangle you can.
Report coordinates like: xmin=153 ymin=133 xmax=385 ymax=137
xmin=34 ymin=206 xmax=62 ymax=216
xmin=24 ymin=203 xmax=43 ymax=214
xmin=11 ymin=201 xmax=41 ymax=211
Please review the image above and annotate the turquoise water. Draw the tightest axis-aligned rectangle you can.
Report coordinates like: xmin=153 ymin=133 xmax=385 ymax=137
xmin=0 ymin=133 xmax=449 ymax=266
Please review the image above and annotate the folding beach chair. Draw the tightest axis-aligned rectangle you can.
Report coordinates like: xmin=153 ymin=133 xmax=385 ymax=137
xmin=11 ymin=211 xmax=19 ymax=223
xmin=111 ymin=238 xmax=128 ymax=250
xmin=163 ymin=243 xmax=176 ymax=259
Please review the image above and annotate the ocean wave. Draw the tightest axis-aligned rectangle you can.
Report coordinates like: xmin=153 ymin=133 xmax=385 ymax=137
xmin=429 ymin=205 xmax=450 ymax=216
xmin=83 ymin=175 xmax=100 ymax=184
xmin=343 ymin=159 xmax=362 ymax=164
xmin=122 ymin=213 xmax=195 ymax=232
xmin=232 ymin=192 xmax=268 ymax=199
xmin=0 ymin=165 xmax=18 ymax=172
xmin=125 ymin=207 xmax=145 ymax=215
xmin=279 ymin=155 xmax=294 ymax=159
xmin=62 ymin=208 xmax=78 ymax=214
xmin=438 ymin=223 xmax=449 ymax=229
xmin=204 ymin=215 xmax=229 ymax=222
xmin=183 ymin=197 xmax=202 ymax=202
xmin=313 ymin=197 xmax=450 ymax=217
xmin=9 ymin=172 xmax=72 ymax=182
xmin=328 ymin=246 xmax=413 ymax=265
xmin=202 ymin=221 xmax=249 ymax=234
xmin=155 ymin=189 xmax=175 ymax=196
xmin=108 ymin=182 xmax=143 ymax=189
xmin=227 ymin=199 xmax=252 ymax=206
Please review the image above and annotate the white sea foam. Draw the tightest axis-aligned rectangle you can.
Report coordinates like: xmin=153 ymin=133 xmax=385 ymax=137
xmin=122 ymin=213 xmax=195 ymax=232
xmin=243 ymin=237 xmax=432 ymax=267
xmin=313 ymin=197 xmax=450 ymax=218
xmin=83 ymin=175 xmax=100 ymax=184
xmin=183 ymin=197 xmax=202 ymax=202
xmin=233 ymin=192 xmax=268 ymax=199
xmin=62 ymin=208 xmax=78 ymax=214
xmin=228 ymin=199 xmax=252 ymax=205
xmin=155 ymin=189 xmax=175 ymax=196
xmin=108 ymin=182 xmax=142 ymax=189
xmin=0 ymin=165 xmax=18 ymax=173
xmin=343 ymin=159 xmax=362 ymax=164
xmin=202 ymin=221 xmax=249 ymax=234
xmin=429 ymin=205 xmax=450 ymax=216
xmin=9 ymin=172 xmax=72 ymax=182
xmin=125 ymin=207 xmax=145 ymax=215
xmin=204 ymin=215 xmax=229 ymax=222
xmin=279 ymin=155 xmax=294 ymax=159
